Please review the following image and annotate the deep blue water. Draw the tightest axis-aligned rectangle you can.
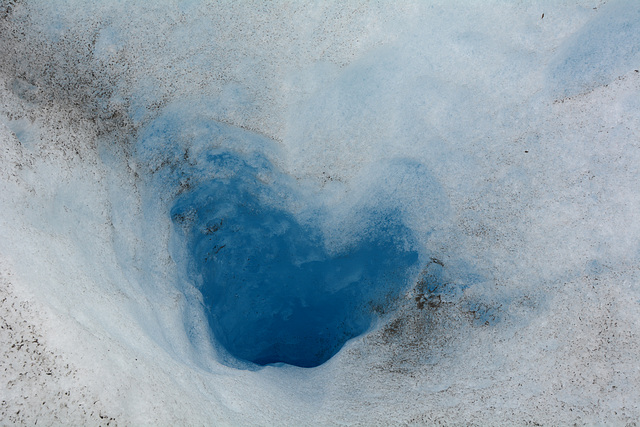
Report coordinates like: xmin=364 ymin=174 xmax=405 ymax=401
xmin=170 ymin=151 xmax=419 ymax=367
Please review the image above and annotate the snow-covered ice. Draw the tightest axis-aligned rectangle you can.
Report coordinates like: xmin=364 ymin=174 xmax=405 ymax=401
xmin=1 ymin=0 xmax=640 ymax=424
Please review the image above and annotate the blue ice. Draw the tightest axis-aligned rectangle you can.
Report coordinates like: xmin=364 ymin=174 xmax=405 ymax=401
xmin=548 ymin=0 xmax=640 ymax=97
xmin=170 ymin=151 xmax=419 ymax=367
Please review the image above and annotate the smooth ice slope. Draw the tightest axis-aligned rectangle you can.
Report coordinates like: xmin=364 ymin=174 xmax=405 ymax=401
xmin=2 ymin=0 xmax=640 ymax=425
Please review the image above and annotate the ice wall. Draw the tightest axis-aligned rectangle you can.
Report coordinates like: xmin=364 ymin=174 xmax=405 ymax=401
xmin=2 ymin=0 xmax=640 ymax=424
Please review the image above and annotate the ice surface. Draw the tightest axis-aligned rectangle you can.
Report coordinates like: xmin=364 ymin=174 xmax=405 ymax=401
xmin=2 ymin=0 xmax=640 ymax=424
xmin=547 ymin=0 xmax=640 ymax=97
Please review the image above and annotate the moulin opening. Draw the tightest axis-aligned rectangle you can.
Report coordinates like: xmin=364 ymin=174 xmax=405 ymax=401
xmin=170 ymin=151 xmax=419 ymax=368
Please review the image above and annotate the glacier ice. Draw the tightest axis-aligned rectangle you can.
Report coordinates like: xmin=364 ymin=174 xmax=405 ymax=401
xmin=2 ymin=0 xmax=640 ymax=425
xmin=169 ymin=151 xmax=419 ymax=367
xmin=141 ymin=105 xmax=450 ymax=367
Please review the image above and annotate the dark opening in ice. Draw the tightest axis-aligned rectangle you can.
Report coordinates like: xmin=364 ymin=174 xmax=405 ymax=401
xmin=170 ymin=152 xmax=418 ymax=368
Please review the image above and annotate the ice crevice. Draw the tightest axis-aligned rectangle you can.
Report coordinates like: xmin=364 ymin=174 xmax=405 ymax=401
xmin=2 ymin=0 xmax=640 ymax=425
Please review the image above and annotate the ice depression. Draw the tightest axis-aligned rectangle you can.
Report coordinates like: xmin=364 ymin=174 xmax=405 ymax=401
xmin=157 ymin=111 xmax=426 ymax=368
xmin=2 ymin=0 xmax=640 ymax=425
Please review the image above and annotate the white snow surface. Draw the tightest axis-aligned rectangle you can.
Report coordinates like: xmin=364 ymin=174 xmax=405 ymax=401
xmin=1 ymin=0 xmax=640 ymax=424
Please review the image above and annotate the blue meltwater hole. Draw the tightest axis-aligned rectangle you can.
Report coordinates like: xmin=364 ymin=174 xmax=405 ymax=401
xmin=170 ymin=151 xmax=419 ymax=368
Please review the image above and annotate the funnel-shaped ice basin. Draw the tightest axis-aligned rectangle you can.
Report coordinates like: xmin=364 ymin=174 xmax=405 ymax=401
xmin=170 ymin=152 xmax=418 ymax=368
